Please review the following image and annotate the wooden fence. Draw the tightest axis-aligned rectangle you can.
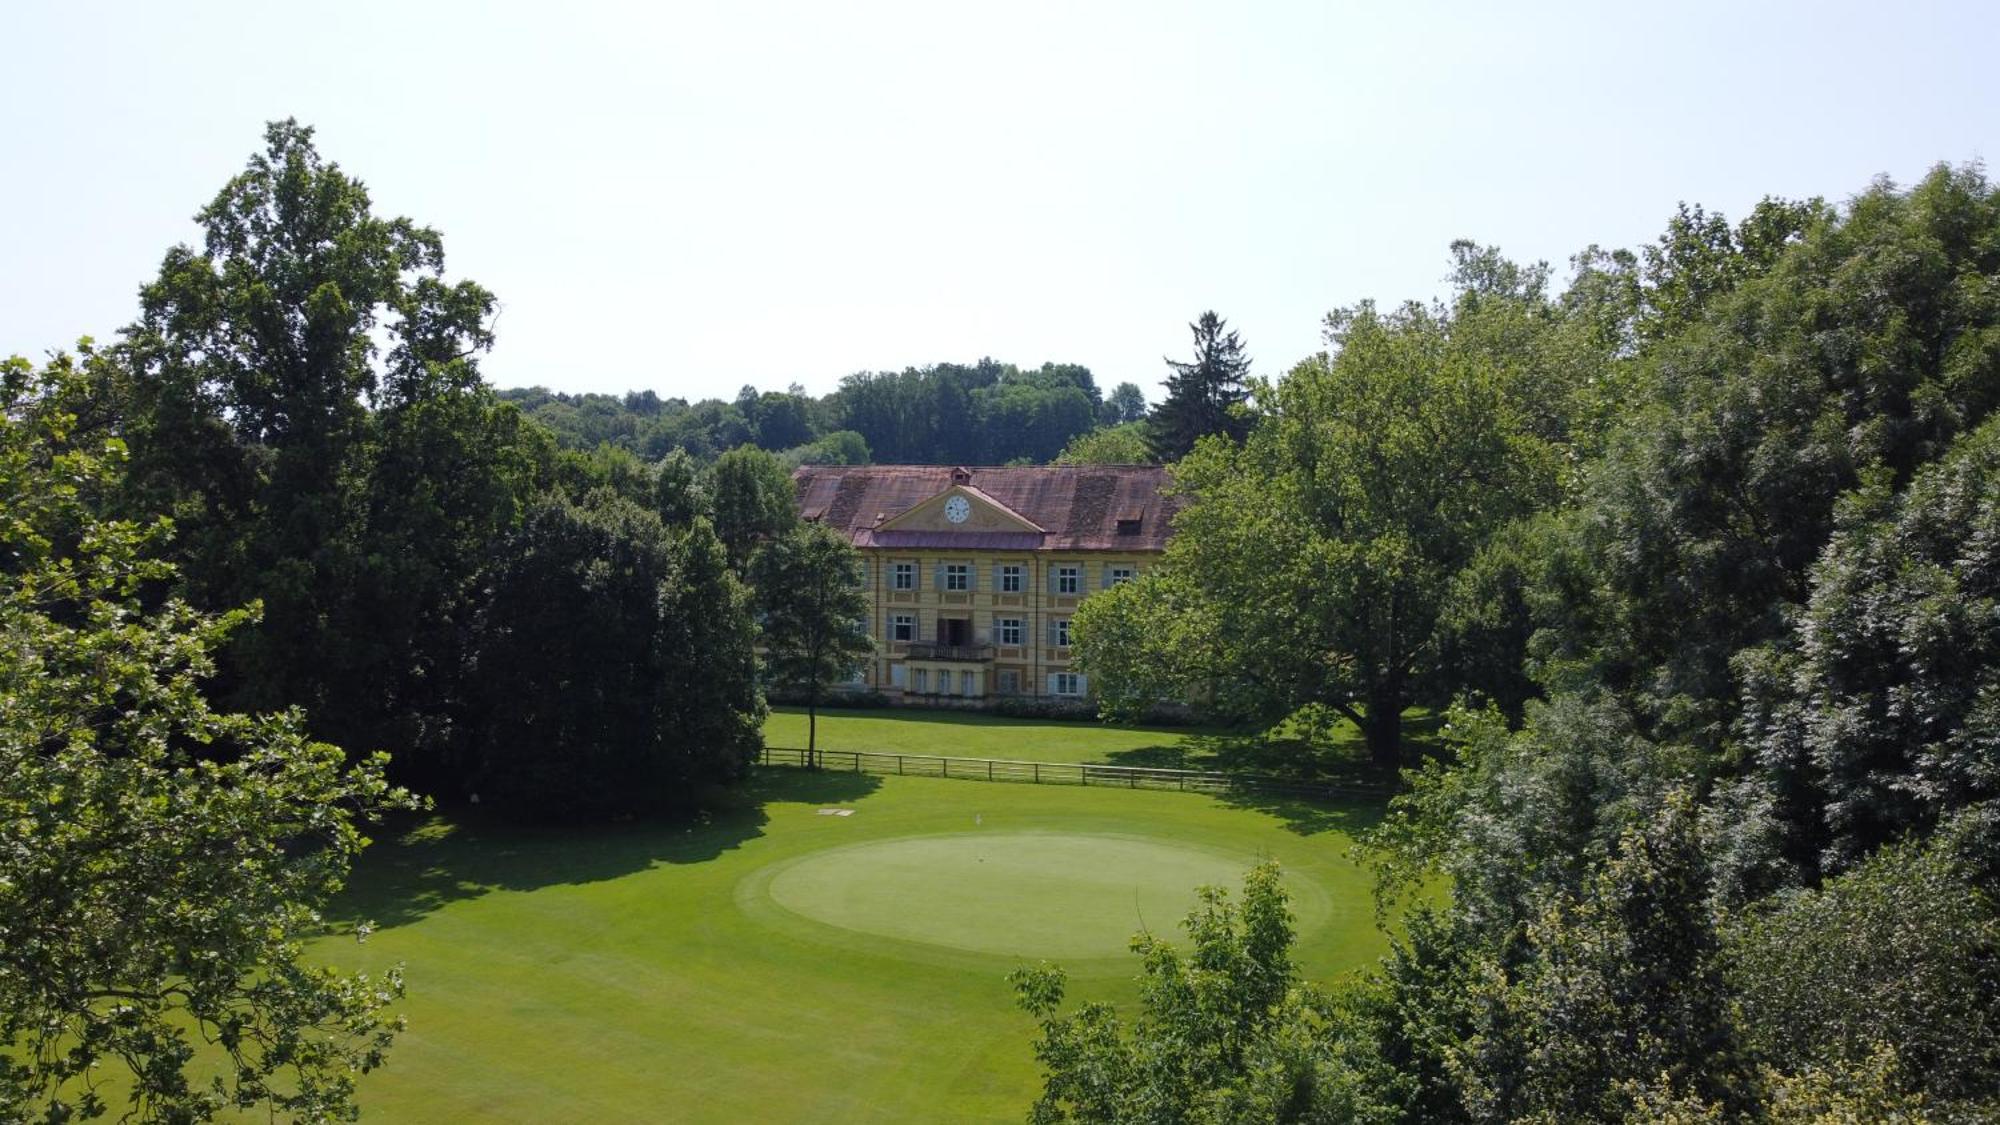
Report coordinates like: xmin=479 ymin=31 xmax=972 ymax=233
xmin=758 ymin=746 xmax=1386 ymax=801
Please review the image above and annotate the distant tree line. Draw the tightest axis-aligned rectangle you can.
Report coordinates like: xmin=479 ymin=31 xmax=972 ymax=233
xmin=498 ymin=358 xmax=1154 ymax=468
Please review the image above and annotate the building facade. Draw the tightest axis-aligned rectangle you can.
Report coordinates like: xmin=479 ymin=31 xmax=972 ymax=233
xmin=793 ymin=464 xmax=1178 ymax=705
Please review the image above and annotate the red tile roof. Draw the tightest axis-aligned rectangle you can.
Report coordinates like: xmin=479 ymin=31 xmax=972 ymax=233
xmin=793 ymin=464 xmax=1179 ymax=552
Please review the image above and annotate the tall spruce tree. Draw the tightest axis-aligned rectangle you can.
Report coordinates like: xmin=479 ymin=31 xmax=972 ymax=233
xmin=1147 ymin=311 xmax=1253 ymax=462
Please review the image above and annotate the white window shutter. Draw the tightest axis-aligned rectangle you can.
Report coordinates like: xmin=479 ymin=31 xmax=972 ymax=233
xmin=933 ymin=563 xmax=944 ymax=590
xmin=1100 ymin=565 xmax=1112 ymax=590
xmin=967 ymin=561 xmax=978 ymax=592
xmin=1076 ymin=673 xmax=1089 ymax=695
xmin=992 ymin=562 xmax=1003 ymax=590
xmin=1046 ymin=673 xmax=1059 ymax=696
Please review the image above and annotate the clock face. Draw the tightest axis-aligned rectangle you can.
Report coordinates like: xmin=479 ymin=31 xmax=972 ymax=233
xmin=944 ymin=496 xmax=971 ymax=524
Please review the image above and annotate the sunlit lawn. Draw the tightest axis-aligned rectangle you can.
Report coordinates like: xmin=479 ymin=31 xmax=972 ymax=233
xmin=762 ymin=704 xmax=1439 ymax=789
xmin=325 ymin=768 xmax=1394 ymax=1122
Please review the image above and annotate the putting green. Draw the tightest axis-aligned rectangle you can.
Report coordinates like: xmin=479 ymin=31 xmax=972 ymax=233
xmin=758 ymin=831 xmax=1266 ymax=960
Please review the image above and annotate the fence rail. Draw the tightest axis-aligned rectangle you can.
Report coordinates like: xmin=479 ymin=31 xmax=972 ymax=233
xmin=758 ymin=746 xmax=1387 ymax=801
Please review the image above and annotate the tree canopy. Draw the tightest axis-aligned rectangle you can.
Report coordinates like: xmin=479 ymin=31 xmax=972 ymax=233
xmin=0 ymin=352 xmax=418 ymax=1121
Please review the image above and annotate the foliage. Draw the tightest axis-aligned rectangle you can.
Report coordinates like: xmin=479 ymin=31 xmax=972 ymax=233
xmin=1011 ymin=862 xmax=1405 ymax=1124
xmin=654 ymin=446 xmax=707 ymax=525
xmin=1725 ymin=829 xmax=2000 ymax=1107
xmin=1086 ymin=293 xmax=1568 ymax=765
xmin=1052 ymin=420 xmax=1153 ymax=465
xmin=1147 ymin=311 xmax=1253 ymax=462
xmin=1738 ymin=415 xmax=2000 ymax=875
xmin=1488 ymin=793 xmax=1754 ymax=1122
xmin=0 ymin=353 xmax=418 ymax=1122
xmin=1103 ymin=381 xmax=1148 ymax=426
xmin=782 ymin=428 xmax=871 ymax=466
xmin=708 ymin=444 xmax=800 ymax=569
xmin=116 ymin=119 xmax=552 ymax=786
xmin=750 ymin=523 xmax=873 ymax=763
xmin=467 ymin=493 xmax=764 ymax=820
xmin=1543 ymin=166 xmax=2000 ymax=747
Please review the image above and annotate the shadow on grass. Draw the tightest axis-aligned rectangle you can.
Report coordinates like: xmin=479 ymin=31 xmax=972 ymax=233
xmin=333 ymin=767 xmax=881 ymax=932
xmin=1214 ymin=789 xmax=1389 ymax=838
xmin=1100 ymin=710 xmax=1449 ymax=836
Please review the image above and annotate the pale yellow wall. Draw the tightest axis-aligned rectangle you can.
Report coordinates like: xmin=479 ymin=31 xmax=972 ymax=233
xmin=854 ymin=548 xmax=1156 ymax=700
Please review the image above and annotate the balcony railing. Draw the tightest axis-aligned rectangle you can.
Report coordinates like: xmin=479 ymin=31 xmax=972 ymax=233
xmin=904 ymin=642 xmax=994 ymax=662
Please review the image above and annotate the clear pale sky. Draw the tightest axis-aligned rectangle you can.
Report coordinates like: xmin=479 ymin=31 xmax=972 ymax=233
xmin=5 ymin=1 xmax=1995 ymax=402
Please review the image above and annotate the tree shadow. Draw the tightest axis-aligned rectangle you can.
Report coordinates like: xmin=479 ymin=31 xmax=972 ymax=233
xmin=331 ymin=767 xmax=881 ymax=931
xmin=1214 ymin=788 xmax=1389 ymax=838
xmin=1100 ymin=710 xmax=1453 ymax=836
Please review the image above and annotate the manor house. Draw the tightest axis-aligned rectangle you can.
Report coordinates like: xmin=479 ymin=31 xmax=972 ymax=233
xmin=793 ymin=464 xmax=1178 ymax=705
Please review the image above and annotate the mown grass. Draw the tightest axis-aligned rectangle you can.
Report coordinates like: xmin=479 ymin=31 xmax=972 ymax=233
xmin=763 ymin=704 xmax=1439 ymax=790
xmin=323 ymin=761 xmax=1394 ymax=1122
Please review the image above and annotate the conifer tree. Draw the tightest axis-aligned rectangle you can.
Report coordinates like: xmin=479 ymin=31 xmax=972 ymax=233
xmin=1146 ymin=311 xmax=1253 ymax=462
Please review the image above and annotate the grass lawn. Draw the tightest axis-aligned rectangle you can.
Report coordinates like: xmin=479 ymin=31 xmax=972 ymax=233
xmin=763 ymin=705 xmax=1204 ymax=765
xmin=763 ymin=705 xmax=1439 ymax=787
xmin=325 ymin=767 xmax=1391 ymax=1122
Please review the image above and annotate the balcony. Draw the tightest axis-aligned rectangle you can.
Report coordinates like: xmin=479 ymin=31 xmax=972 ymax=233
xmin=904 ymin=642 xmax=994 ymax=663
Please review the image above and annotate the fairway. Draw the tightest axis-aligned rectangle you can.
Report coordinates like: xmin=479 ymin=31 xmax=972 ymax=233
xmin=327 ymin=768 xmax=1387 ymax=1122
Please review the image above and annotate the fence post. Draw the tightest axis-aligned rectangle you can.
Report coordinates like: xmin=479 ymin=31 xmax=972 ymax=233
xmin=988 ymin=760 xmax=994 ymax=781
xmin=1034 ymin=762 xmax=1040 ymax=784
xmin=898 ymin=754 xmax=904 ymax=776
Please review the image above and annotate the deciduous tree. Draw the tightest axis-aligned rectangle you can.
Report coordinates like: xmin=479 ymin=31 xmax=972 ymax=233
xmin=0 ymin=353 xmax=417 ymax=1122
xmin=751 ymin=523 xmax=872 ymax=766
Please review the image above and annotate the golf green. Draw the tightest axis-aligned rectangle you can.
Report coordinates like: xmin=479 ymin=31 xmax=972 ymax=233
xmin=321 ymin=769 xmax=1388 ymax=1121
xmin=757 ymin=831 xmax=1271 ymax=960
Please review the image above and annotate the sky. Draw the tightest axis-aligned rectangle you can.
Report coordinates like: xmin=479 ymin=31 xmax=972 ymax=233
xmin=5 ymin=1 xmax=1997 ymax=404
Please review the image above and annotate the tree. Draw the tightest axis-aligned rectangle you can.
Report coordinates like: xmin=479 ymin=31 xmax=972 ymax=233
xmin=0 ymin=353 xmax=417 ymax=1122
xmin=1011 ymin=862 xmax=1405 ymax=1124
xmin=785 ymin=428 xmax=870 ymax=466
xmin=750 ymin=523 xmax=872 ymax=767
xmin=1492 ymin=793 xmax=1755 ymax=1122
xmin=707 ymin=445 xmax=799 ymax=570
xmin=468 ymin=493 xmax=764 ymax=820
xmin=1147 ymin=311 xmax=1253 ymax=462
xmin=1104 ymin=381 xmax=1148 ymax=425
xmin=1737 ymin=415 xmax=2000 ymax=876
xmin=1052 ymin=421 xmax=1152 ymax=465
xmin=1539 ymin=167 xmax=1999 ymax=749
xmin=1088 ymin=302 xmax=1562 ymax=766
xmin=1727 ymin=830 xmax=2000 ymax=1109
xmin=116 ymin=119 xmax=544 ymax=782
xmin=654 ymin=447 xmax=707 ymax=525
